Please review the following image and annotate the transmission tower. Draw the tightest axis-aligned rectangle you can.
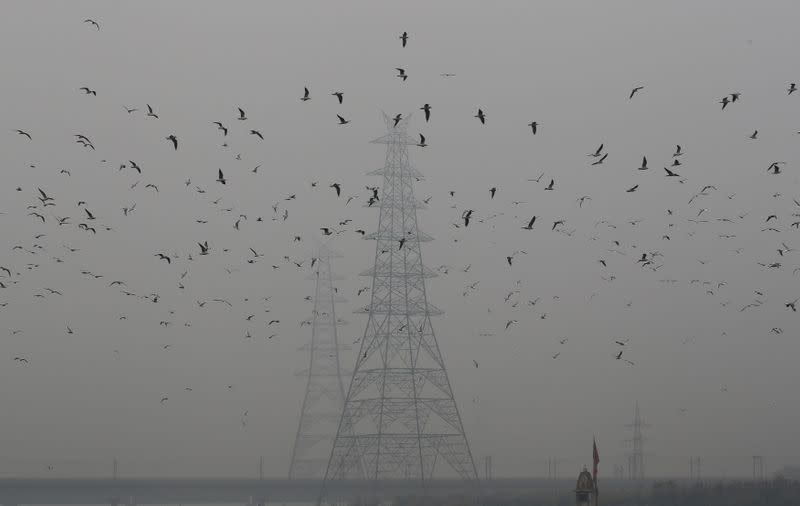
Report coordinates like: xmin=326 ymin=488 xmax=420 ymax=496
xmin=321 ymin=113 xmax=478 ymax=487
xmin=288 ymin=242 xmax=352 ymax=479
xmin=624 ymin=402 xmax=649 ymax=480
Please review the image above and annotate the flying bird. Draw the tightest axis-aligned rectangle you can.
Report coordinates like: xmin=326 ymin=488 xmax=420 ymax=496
xmin=395 ymin=68 xmax=408 ymax=81
xmin=301 ymin=87 xmax=311 ymax=101
xmin=474 ymin=108 xmax=486 ymax=124
xmin=591 ymin=153 xmax=608 ymax=166
xmin=166 ymin=135 xmax=178 ymax=150
xmin=629 ymin=86 xmax=644 ymax=99
xmin=421 ymin=103 xmax=431 ymax=122
xmin=417 ymin=133 xmax=427 ymax=147
xmin=237 ymin=107 xmax=247 ymax=120
xmin=400 ymin=31 xmax=408 ymax=47
xmin=528 ymin=121 xmax=538 ymax=134
xmin=337 ymin=114 xmax=350 ymax=125
xmin=146 ymin=104 xmax=158 ymax=118
xmin=14 ymin=129 xmax=32 ymax=140
xmin=216 ymin=169 xmax=226 ymax=184
xmin=83 ymin=18 xmax=100 ymax=30
xmin=788 ymin=83 xmax=797 ymax=95
xmin=250 ymin=129 xmax=264 ymax=140
xmin=637 ymin=156 xmax=649 ymax=170
xmin=522 ymin=216 xmax=536 ymax=230
xmin=79 ymin=87 xmax=97 ymax=96
xmin=331 ymin=91 xmax=343 ymax=104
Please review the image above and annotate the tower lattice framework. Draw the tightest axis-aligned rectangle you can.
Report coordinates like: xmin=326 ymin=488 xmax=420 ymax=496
xmin=289 ymin=243 xmax=353 ymax=479
xmin=322 ymin=114 xmax=478 ymax=483
xmin=625 ymin=401 xmax=649 ymax=480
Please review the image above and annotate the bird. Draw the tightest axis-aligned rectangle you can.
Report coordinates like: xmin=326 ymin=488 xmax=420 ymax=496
xmin=393 ymin=113 xmax=402 ymax=127
xmin=626 ymin=185 xmax=639 ymax=193
xmin=629 ymin=86 xmax=644 ymax=99
xmin=198 ymin=241 xmax=210 ymax=255
xmin=124 ymin=106 xmax=138 ymax=114
xmin=417 ymin=133 xmax=427 ymax=147
xmin=472 ymin=359 xmax=479 ymax=368
xmin=301 ymin=87 xmax=311 ymax=101
xmin=400 ymin=31 xmax=408 ymax=47
xmin=787 ymin=298 xmax=798 ymax=312
xmin=337 ymin=114 xmax=350 ymax=125
xmin=160 ymin=396 xmax=169 ymax=404
xmin=331 ymin=91 xmax=343 ymax=104
xmin=528 ymin=121 xmax=538 ymax=134
xmin=673 ymin=145 xmax=683 ymax=157
xmin=395 ymin=68 xmax=408 ymax=81
xmin=250 ymin=129 xmax=264 ymax=140
xmin=237 ymin=107 xmax=247 ymax=120
xmin=216 ymin=169 xmax=226 ymax=185
xmin=155 ymin=253 xmax=171 ymax=264
xmin=664 ymin=167 xmax=680 ymax=177
xmin=14 ymin=129 xmax=32 ymax=140
xmin=522 ymin=216 xmax=536 ymax=230
xmin=462 ymin=210 xmax=473 ymax=227
xmin=788 ymin=83 xmax=797 ymax=95
xmin=749 ymin=130 xmax=758 ymax=140
xmin=637 ymin=156 xmax=649 ymax=170
xmin=212 ymin=122 xmax=228 ymax=135
xmin=720 ymin=96 xmax=730 ymax=109
xmin=588 ymin=144 xmax=604 ymax=157
xmin=79 ymin=87 xmax=97 ymax=96
xmin=591 ymin=153 xmax=608 ymax=166
xmin=505 ymin=320 xmax=518 ymax=330
xmin=544 ymin=179 xmax=555 ymax=190
xmin=146 ymin=104 xmax=158 ymax=118
xmin=166 ymin=135 xmax=178 ymax=150
xmin=83 ymin=18 xmax=100 ymax=30
xmin=330 ymin=183 xmax=341 ymax=196
xmin=421 ymin=103 xmax=431 ymax=122
xmin=474 ymin=109 xmax=486 ymax=124
xmin=489 ymin=187 xmax=497 ymax=199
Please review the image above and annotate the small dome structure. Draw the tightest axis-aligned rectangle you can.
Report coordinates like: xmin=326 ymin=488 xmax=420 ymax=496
xmin=575 ymin=466 xmax=597 ymax=506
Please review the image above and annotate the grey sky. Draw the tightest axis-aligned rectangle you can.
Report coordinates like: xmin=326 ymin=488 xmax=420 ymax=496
xmin=1 ymin=0 xmax=799 ymax=479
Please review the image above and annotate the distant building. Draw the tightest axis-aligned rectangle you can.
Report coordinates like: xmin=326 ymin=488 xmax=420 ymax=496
xmin=575 ymin=467 xmax=598 ymax=506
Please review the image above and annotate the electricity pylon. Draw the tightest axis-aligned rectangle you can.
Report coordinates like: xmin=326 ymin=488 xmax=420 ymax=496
xmin=288 ymin=242 xmax=352 ymax=479
xmin=321 ymin=113 xmax=478 ymax=488
xmin=625 ymin=402 xmax=649 ymax=480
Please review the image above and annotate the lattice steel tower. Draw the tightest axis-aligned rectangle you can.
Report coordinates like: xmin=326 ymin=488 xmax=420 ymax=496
xmin=625 ymin=402 xmax=649 ymax=480
xmin=321 ymin=113 xmax=478 ymax=484
xmin=288 ymin=242 xmax=352 ymax=479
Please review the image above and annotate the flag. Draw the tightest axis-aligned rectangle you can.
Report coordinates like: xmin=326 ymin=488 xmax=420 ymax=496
xmin=593 ymin=437 xmax=600 ymax=482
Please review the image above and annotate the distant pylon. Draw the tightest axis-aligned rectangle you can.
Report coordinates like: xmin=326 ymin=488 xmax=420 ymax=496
xmin=288 ymin=242 xmax=353 ymax=479
xmin=624 ymin=402 xmax=649 ymax=480
xmin=320 ymin=113 xmax=478 ymax=489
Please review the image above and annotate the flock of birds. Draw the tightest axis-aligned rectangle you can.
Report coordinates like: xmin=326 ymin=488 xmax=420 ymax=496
xmin=2 ymin=18 xmax=800 ymax=444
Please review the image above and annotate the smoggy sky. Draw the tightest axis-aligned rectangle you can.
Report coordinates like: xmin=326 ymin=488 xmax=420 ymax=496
xmin=1 ymin=0 xmax=799 ymax=479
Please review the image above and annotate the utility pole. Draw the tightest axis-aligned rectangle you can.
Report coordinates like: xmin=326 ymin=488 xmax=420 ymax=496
xmin=484 ymin=456 xmax=493 ymax=481
xmin=288 ymin=243 xmax=352 ymax=479
xmin=320 ymin=113 xmax=478 ymax=495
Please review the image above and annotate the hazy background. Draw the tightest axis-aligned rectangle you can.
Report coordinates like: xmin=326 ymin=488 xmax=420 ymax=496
xmin=1 ymin=0 xmax=799 ymax=479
